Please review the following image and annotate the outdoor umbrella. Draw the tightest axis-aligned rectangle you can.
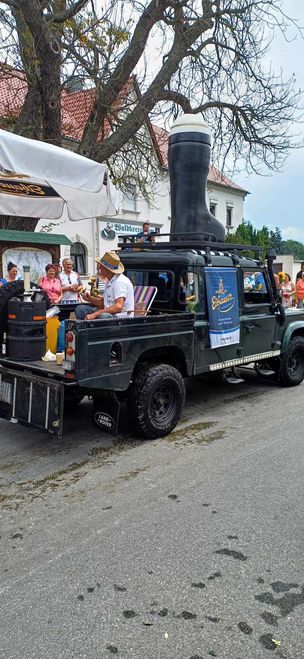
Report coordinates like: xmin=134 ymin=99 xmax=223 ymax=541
xmin=0 ymin=129 xmax=119 ymax=220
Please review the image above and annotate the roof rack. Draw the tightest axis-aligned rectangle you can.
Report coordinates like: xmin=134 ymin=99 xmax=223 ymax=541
xmin=118 ymin=232 xmax=263 ymax=262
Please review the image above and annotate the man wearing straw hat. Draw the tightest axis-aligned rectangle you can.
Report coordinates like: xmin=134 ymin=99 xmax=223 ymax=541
xmin=75 ymin=251 xmax=134 ymax=321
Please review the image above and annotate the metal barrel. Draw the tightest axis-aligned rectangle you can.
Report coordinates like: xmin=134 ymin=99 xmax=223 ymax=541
xmin=7 ymin=299 xmax=46 ymax=361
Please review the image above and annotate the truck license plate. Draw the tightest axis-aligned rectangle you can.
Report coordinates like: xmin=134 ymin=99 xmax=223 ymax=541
xmin=0 ymin=380 xmax=13 ymax=404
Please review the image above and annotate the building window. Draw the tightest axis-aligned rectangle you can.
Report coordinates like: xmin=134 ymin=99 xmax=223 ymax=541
xmin=70 ymin=242 xmax=87 ymax=274
xmin=122 ymin=184 xmax=137 ymax=212
xmin=210 ymin=203 xmax=217 ymax=216
xmin=226 ymin=205 xmax=233 ymax=228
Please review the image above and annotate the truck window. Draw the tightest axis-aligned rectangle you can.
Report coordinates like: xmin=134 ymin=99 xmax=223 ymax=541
xmin=125 ymin=270 xmax=174 ymax=303
xmin=243 ymin=270 xmax=271 ymax=304
xmin=179 ymin=272 xmax=199 ymax=312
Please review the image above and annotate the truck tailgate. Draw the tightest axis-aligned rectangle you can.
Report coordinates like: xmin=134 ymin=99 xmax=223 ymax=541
xmin=0 ymin=367 xmax=64 ymax=436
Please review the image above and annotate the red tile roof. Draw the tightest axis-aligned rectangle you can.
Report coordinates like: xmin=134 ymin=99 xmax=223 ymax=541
xmin=0 ymin=67 xmax=27 ymax=120
xmin=0 ymin=67 xmax=247 ymax=193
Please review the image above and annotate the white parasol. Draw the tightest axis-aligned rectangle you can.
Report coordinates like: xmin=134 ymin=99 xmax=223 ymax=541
xmin=0 ymin=129 xmax=119 ymax=220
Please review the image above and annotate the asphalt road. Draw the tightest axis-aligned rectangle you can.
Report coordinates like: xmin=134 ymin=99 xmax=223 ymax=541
xmin=0 ymin=371 xmax=304 ymax=659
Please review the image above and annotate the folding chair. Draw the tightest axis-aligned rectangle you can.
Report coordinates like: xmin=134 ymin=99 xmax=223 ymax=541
xmin=132 ymin=285 xmax=158 ymax=316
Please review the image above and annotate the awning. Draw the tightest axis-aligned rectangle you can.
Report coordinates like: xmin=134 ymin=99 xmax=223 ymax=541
xmin=0 ymin=129 xmax=119 ymax=220
xmin=0 ymin=229 xmax=72 ymax=245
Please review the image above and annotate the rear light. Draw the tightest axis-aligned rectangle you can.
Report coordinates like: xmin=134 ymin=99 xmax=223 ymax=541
xmin=64 ymin=329 xmax=76 ymax=365
xmin=65 ymin=371 xmax=75 ymax=379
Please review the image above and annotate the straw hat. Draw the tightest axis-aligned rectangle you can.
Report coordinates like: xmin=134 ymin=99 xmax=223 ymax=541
xmin=95 ymin=250 xmax=124 ymax=274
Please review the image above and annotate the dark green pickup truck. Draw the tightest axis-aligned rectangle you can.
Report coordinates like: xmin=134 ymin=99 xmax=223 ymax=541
xmin=1 ymin=113 xmax=304 ymax=439
xmin=1 ymin=241 xmax=304 ymax=439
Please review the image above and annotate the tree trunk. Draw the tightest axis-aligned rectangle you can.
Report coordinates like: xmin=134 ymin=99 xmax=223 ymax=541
xmin=0 ymin=216 xmax=38 ymax=231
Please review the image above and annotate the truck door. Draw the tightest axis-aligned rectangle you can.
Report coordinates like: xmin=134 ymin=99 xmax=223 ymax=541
xmin=188 ymin=268 xmax=241 ymax=375
xmin=240 ymin=268 xmax=277 ymax=359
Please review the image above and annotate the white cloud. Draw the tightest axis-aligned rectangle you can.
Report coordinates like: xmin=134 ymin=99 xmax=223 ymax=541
xmin=282 ymin=226 xmax=304 ymax=242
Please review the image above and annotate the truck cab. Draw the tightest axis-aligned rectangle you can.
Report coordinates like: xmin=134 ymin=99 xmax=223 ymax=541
xmin=119 ymin=241 xmax=283 ymax=377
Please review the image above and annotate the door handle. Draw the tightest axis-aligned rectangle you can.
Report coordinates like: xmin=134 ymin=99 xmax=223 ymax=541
xmin=244 ymin=323 xmax=255 ymax=332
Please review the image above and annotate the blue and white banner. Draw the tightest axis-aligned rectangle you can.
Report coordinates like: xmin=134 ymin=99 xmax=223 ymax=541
xmin=205 ymin=267 xmax=240 ymax=349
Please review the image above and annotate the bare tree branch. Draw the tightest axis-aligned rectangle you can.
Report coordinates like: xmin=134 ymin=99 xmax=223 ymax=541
xmin=49 ymin=0 xmax=89 ymax=24
xmin=1 ymin=0 xmax=303 ymax=222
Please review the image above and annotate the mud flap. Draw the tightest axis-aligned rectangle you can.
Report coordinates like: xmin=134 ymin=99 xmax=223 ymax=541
xmin=0 ymin=367 xmax=64 ymax=436
xmin=92 ymin=392 xmax=121 ymax=435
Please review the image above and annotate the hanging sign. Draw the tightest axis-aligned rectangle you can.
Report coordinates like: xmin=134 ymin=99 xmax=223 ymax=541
xmin=205 ymin=267 xmax=240 ymax=349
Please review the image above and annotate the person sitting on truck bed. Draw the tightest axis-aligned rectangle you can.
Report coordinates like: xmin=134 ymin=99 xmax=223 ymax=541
xmin=75 ymin=251 xmax=134 ymax=321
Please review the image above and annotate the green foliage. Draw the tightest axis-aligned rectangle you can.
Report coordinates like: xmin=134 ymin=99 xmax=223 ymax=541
xmin=226 ymin=221 xmax=271 ymax=259
xmin=280 ymin=239 xmax=304 ymax=260
xmin=227 ymin=222 xmax=304 ymax=260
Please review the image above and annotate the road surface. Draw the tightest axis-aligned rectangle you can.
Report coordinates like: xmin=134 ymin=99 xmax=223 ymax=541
xmin=0 ymin=371 xmax=303 ymax=658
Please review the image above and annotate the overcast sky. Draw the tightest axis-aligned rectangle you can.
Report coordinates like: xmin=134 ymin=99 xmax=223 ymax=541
xmin=237 ymin=0 xmax=304 ymax=240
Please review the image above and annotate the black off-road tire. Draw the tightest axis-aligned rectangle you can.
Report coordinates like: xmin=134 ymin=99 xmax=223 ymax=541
xmin=0 ymin=281 xmax=51 ymax=335
xmin=278 ymin=336 xmax=304 ymax=387
xmin=128 ymin=363 xmax=185 ymax=439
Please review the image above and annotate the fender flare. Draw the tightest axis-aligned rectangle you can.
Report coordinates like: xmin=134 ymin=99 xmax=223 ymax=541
xmin=281 ymin=321 xmax=304 ymax=352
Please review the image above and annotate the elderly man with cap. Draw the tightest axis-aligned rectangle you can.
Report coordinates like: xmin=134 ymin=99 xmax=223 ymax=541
xmin=75 ymin=251 xmax=134 ymax=321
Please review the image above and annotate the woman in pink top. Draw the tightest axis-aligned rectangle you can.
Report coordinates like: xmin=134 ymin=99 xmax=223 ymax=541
xmin=281 ymin=273 xmax=295 ymax=308
xmin=38 ymin=264 xmax=63 ymax=304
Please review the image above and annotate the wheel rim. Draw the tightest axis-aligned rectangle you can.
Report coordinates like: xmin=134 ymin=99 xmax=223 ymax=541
xmin=288 ymin=349 xmax=304 ymax=376
xmin=151 ymin=383 xmax=176 ymax=427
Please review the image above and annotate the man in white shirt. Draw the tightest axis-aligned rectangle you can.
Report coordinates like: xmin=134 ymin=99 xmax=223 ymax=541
xmin=60 ymin=258 xmax=81 ymax=301
xmin=75 ymin=251 xmax=134 ymax=320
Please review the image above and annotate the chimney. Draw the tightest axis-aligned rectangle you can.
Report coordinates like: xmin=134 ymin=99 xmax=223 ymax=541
xmin=168 ymin=114 xmax=225 ymax=242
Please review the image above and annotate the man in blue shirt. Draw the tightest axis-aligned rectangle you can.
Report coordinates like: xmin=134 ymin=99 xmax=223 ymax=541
xmin=136 ymin=222 xmax=155 ymax=243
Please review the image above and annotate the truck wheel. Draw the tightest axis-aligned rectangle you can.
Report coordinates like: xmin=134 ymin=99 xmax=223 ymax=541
xmin=278 ymin=336 xmax=304 ymax=387
xmin=128 ymin=364 xmax=185 ymax=439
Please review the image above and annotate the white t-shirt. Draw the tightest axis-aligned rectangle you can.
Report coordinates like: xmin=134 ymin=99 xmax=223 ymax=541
xmin=60 ymin=270 xmax=81 ymax=301
xmin=104 ymin=273 xmax=134 ymax=318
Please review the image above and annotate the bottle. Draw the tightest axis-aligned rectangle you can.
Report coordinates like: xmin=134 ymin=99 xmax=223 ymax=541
xmin=2 ymin=332 xmax=7 ymax=356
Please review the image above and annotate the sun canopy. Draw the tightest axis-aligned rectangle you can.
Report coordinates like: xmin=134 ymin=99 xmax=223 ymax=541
xmin=0 ymin=129 xmax=119 ymax=221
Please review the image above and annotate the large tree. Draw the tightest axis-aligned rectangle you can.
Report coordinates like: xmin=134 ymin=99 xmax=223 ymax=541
xmin=0 ymin=0 xmax=303 ymax=229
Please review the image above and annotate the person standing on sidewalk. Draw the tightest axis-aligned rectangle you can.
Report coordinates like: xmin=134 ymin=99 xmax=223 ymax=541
xmin=296 ymin=272 xmax=304 ymax=308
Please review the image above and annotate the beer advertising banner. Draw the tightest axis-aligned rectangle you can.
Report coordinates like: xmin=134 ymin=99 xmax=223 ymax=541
xmin=205 ymin=267 xmax=240 ymax=349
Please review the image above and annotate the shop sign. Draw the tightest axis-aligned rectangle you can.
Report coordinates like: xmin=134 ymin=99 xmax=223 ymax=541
xmin=100 ymin=220 xmax=141 ymax=240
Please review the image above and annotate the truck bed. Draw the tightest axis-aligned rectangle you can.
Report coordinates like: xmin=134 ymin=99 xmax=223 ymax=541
xmin=0 ymin=310 xmax=195 ymax=436
xmin=0 ymin=356 xmax=65 ymax=378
